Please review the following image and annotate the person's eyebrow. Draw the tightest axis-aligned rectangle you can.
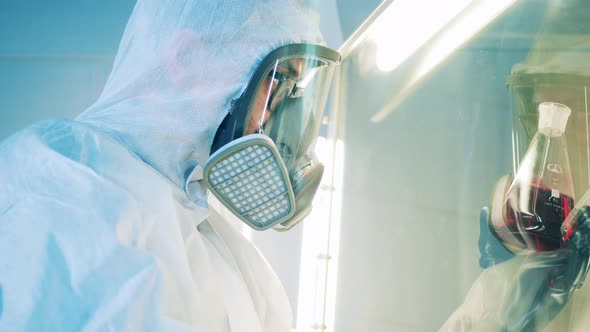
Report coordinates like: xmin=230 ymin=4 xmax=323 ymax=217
xmin=278 ymin=60 xmax=301 ymax=79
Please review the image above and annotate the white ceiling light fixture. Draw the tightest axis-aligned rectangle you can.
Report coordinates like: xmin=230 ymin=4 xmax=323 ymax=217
xmin=372 ymin=0 xmax=473 ymax=72
xmin=371 ymin=0 xmax=517 ymax=123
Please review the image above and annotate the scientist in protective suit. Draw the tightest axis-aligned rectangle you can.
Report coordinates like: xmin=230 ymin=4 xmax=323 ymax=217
xmin=0 ymin=0 xmax=341 ymax=331
xmin=441 ymin=1 xmax=590 ymax=331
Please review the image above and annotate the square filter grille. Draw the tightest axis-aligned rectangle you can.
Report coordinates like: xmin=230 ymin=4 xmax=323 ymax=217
xmin=205 ymin=135 xmax=295 ymax=230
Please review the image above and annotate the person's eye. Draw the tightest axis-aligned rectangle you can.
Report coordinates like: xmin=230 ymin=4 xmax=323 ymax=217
xmin=270 ymin=71 xmax=289 ymax=81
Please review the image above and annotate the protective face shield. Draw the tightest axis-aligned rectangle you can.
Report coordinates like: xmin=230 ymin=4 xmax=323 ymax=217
xmin=205 ymin=43 xmax=341 ymax=231
xmin=489 ymin=73 xmax=590 ymax=253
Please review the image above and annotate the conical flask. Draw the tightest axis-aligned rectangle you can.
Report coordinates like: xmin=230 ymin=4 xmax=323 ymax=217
xmin=495 ymin=102 xmax=575 ymax=252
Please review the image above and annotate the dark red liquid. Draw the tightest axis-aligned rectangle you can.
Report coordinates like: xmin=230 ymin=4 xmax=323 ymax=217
xmin=492 ymin=184 xmax=574 ymax=252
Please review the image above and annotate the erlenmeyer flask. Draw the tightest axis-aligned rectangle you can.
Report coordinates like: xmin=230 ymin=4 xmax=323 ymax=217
xmin=495 ymin=102 xmax=575 ymax=252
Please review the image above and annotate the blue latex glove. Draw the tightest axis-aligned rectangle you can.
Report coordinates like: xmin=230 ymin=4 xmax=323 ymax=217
xmin=476 ymin=206 xmax=590 ymax=331
xmin=478 ymin=207 xmax=515 ymax=269
xmin=500 ymin=224 xmax=590 ymax=331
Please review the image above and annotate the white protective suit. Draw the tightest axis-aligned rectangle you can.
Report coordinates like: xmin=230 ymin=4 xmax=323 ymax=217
xmin=441 ymin=2 xmax=590 ymax=331
xmin=0 ymin=1 xmax=323 ymax=331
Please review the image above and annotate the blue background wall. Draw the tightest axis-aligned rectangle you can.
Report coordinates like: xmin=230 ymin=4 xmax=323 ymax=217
xmin=0 ymin=1 xmax=132 ymax=140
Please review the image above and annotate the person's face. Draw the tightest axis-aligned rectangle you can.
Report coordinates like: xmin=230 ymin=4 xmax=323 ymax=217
xmin=246 ymin=58 xmax=306 ymax=135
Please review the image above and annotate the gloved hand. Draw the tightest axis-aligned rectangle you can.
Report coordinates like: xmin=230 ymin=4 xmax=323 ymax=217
xmin=442 ymin=207 xmax=590 ymax=331
xmin=486 ymin=206 xmax=590 ymax=331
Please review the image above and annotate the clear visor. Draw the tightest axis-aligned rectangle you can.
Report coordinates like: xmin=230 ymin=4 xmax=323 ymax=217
xmin=509 ymin=73 xmax=590 ymax=200
xmin=206 ymin=44 xmax=341 ymax=231
xmin=244 ymin=52 xmax=338 ymax=180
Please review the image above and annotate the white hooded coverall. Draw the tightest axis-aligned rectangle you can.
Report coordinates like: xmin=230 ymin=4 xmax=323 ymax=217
xmin=0 ymin=1 xmax=324 ymax=331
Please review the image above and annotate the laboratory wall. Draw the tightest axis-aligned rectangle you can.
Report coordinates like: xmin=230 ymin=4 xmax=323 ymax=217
xmin=0 ymin=1 xmax=134 ymax=140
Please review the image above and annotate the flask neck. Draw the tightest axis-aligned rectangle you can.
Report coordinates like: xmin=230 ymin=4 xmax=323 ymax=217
xmin=539 ymin=127 xmax=565 ymax=137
